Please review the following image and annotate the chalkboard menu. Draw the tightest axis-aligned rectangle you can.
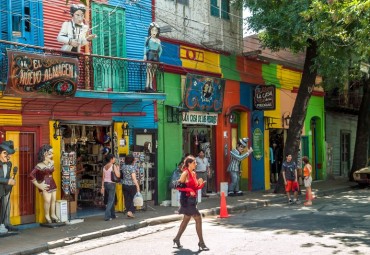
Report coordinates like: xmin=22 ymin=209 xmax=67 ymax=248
xmin=253 ymin=85 xmax=276 ymax=110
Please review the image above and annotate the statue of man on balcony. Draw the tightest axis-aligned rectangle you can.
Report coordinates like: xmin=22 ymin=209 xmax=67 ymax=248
xmin=144 ymin=22 xmax=162 ymax=92
xmin=57 ymin=4 xmax=96 ymax=53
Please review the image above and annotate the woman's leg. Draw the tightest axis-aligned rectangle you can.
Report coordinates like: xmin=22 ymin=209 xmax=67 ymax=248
xmin=111 ymin=185 xmax=117 ymax=218
xmin=174 ymin=215 xmax=191 ymax=241
xmin=42 ymin=191 xmax=52 ymax=223
xmin=194 ymin=214 xmax=204 ymax=243
xmin=127 ymin=185 xmax=136 ymax=214
xmin=50 ymin=191 xmax=59 ymax=221
xmin=104 ymin=183 xmax=115 ymax=220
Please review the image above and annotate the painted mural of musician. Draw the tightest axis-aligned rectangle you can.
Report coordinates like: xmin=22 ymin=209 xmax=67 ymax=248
xmin=143 ymin=22 xmax=162 ymax=92
xmin=57 ymin=4 xmax=96 ymax=52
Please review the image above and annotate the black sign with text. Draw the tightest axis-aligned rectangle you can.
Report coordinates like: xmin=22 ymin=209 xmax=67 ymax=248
xmin=253 ymin=85 xmax=276 ymax=110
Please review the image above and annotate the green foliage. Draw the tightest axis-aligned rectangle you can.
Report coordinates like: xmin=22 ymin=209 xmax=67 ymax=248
xmin=233 ymin=0 xmax=370 ymax=90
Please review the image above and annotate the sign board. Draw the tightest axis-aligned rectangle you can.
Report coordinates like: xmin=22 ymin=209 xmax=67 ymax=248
xmin=183 ymin=74 xmax=225 ymax=112
xmin=6 ymin=50 xmax=78 ymax=98
xmin=182 ymin=111 xmax=218 ymax=125
xmin=252 ymin=128 xmax=263 ymax=160
xmin=253 ymin=85 xmax=276 ymax=110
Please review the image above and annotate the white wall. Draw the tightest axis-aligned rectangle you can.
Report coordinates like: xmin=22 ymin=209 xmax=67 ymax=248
xmin=156 ymin=0 xmax=243 ymax=54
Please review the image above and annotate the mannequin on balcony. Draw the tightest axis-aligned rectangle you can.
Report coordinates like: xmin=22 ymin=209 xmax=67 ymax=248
xmin=57 ymin=4 xmax=96 ymax=52
xmin=144 ymin=22 xmax=162 ymax=92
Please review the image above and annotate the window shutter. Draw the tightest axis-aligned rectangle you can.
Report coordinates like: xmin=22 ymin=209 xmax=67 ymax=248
xmin=210 ymin=0 xmax=220 ymax=17
xmin=221 ymin=0 xmax=230 ymax=20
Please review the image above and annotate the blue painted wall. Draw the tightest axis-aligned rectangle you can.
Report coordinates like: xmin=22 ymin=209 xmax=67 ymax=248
xmin=240 ymin=82 xmax=265 ymax=190
xmin=109 ymin=0 xmax=152 ymax=60
xmin=160 ymin=42 xmax=182 ymax=66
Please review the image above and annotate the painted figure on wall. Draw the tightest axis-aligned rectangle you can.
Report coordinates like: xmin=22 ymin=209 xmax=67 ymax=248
xmin=57 ymin=4 xmax=96 ymax=52
xmin=30 ymin=145 xmax=60 ymax=224
xmin=144 ymin=22 xmax=162 ymax=92
xmin=227 ymin=138 xmax=253 ymax=196
xmin=0 ymin=141 xmax=17 ymax=234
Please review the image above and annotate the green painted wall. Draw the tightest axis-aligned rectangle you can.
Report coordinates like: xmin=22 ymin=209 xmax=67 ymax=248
xmin=262 ymin=63 xmax=281 ymax=87
xmin=220 ymin=54 xmax=240 ymax=81
xmin=305 ymin=96 xmax=326 ymax=180
xmin=157 ymin=73 xmax=183 ymax=202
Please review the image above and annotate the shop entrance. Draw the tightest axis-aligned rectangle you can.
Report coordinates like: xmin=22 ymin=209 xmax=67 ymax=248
xmin=59 ymin=121 xmax=114 ymax=217
xmin=182 ymin=125 xmax=216 ymax=193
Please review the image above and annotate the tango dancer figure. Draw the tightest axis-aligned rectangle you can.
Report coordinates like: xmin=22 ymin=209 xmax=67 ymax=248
xmin=30 ymin=145 xmax=60 ymax=224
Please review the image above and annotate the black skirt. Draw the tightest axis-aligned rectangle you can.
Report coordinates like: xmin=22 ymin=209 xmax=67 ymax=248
xmin=178 ymin=191 xmax=200 ymax=216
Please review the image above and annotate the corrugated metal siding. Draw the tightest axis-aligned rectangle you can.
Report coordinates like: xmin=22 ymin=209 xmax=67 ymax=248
xmin=43 ymin=0 xmax=78 ymax=49
xmin=112 ymin=100 xmax=156 ymax=129
xmin=161 ymin=41 xmax=181 ymax=66
xmin=109 ymin=0 xmax=152 ymax=60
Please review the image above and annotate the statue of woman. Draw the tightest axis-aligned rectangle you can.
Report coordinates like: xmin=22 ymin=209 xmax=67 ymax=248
xmin=30 ymin=145 xmax=59 ymax=224
xmin=143 ymin=22 xmax=162 ymax=92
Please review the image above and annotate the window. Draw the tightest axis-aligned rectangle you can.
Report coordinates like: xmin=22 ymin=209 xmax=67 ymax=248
xmin=211 ymin=0 xmax=220 ymax=17
xmin=221 ymin=0 xmax=230 ymax=20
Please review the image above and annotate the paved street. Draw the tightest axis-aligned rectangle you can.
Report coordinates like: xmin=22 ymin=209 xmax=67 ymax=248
xmin=37 ymin=188 xmax=370 ymax=255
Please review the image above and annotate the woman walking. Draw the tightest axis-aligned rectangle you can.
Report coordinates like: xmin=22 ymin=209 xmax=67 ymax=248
xmin=121 ymin=155 xmax=140 ymax=218
xmin=101 ymin=154 xmax=120 ymax=221
xmin=302 ymin=156 xmax=313 ymax=206
xmin=173 ymin=156 xmax=209 ymax=251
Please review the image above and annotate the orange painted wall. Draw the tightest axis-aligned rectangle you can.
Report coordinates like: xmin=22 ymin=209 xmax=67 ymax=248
xmin=215 ymin=80 xmax=240 ymax=187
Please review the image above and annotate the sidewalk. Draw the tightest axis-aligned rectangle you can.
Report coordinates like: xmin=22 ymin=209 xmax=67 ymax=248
xmin=0 ymin=178 xmax=356 ymax=255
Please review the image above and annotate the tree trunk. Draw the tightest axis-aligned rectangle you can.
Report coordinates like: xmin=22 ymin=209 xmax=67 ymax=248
xmin=349 ymin=78 xmax=370 ymax=180
xmin=274 ymin=40 xmax=317 ymax=194
xmin=284 ymin=39 xmax=318 ymax=161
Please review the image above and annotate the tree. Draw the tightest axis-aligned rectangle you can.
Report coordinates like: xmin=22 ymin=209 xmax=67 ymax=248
xmin=234 ymin=0 xmax=370 ymax=179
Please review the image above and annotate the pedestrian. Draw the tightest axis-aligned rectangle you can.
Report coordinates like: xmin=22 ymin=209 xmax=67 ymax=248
xmin=173 ymin=156 xmax=209 ymax=251
xmin=297 ymin=149 xmax=303 ymax=185
xmin=30 ymin=145 xmax=60 ymax=224
xmin=227 ymin=138 xmax=253 ymax=196
xmin=121 ymin=155 xmax=140 ymax=218
xmin=57 ymin=4 xmax=96 ymax=52
xmin=281 ymin=153 xmax=300 ymax=204
xmin=271 ymin=141 xmax=282 ymax=183
xmin=101 ymin=154 xmax=120 ymax=221
xmin=0 ymin=141 xmax=17 ymax=233
xmin=302 ymin=156 xmax=313 ymax=206
xmin=195 ymin=150 xmax=210 ymax=197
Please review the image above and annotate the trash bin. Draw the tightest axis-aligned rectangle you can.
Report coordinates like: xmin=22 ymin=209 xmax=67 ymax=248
xmin=56 ymin=200 xmax=68 ymax=222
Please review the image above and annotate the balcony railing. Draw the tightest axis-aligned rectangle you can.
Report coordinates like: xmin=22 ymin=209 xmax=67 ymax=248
xmin=325 ymin=90 xmax=363 ymax=112
xmin=0 ymin=40 xmax=164 ymax=93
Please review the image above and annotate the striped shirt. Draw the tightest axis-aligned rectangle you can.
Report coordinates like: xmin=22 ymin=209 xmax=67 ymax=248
xmin=227 ymin=149 xmax=251 ymax=172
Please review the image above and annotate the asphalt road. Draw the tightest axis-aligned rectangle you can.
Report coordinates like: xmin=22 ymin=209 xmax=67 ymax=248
xmin=38 ymin=188 xmax=370 ymax=255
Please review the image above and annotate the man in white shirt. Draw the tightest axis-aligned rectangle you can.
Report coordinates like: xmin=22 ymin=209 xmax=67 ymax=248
xmin=195 ymin=150 xmax=210 ymax=197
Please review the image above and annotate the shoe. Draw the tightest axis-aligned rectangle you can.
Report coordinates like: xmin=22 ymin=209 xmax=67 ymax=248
xmin=173 ymin=239 xmax=182 ymax=248
xmin=294 ymin=199 xmax=301 ymax=205
xmin=6 ymin=225 xmax=18 ymax=231
xmin=127 ymin=211 xmax=135 ymax=218
xmin=304 ymin=201 xmax=312 ymax=206
xmin=45 ymin=216 xmax=52 ymax=224
xmin=288 ymin=199 xmax=293 ymax=205
xmin=236 ymin=191 xmax=243 ymax=196
xmin=104 ymin=218 xmax=112 ymax=221
xmin=51 ymin=215 xmax=60 ymax=223
xmin=112 ymin=215 xmax=118 ymax=219
xmin=228 ymin=192 xmax=235 ymax=197
xmin=198 ymin=242 xmax=209 ymax=251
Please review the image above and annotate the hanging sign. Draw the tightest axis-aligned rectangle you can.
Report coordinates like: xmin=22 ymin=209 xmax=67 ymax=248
xmin=6 ymin=50 xmax=78 ymax=98
xmin=182 ymin=111 xmax=218 ymax=125
xmin=253 ymin=85 xmax=276 ymax=110
xmin=252 ymin=128 xmax=263 ymax=160
xmin=183 ymin=74 xmax=225 ymax=112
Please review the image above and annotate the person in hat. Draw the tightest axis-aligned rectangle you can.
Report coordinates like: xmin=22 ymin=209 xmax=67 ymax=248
xmin=57 ymin=3 xmax=96 ymax=52
xmin=30 ymin=145 xmax=60 ymax=224
xmin=0 ymin=140 xmax=17 ymax=233
xmin=143 ymin=22 xmax=162 ymax=92
xmin=227 ymin=138 xmax=253 ymax=196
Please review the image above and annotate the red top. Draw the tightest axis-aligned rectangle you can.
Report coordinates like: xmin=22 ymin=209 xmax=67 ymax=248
xmin=177 ymin=168 xmax=204 ymax=197
xmin=30 ymin=165 xmax=57 ymax=193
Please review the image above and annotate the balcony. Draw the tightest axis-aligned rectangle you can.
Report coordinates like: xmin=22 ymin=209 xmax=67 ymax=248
xmin=0 ymin=40 xmax=164 ymax=94
xmin=325 ymin=90 xmax=363 ymax=113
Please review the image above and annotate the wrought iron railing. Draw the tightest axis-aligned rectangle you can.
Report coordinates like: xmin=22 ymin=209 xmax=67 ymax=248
xmin=325 ymin=90 xmax=363 ymax=111
xmin=0 ymin=40 xmax=164 ymax=93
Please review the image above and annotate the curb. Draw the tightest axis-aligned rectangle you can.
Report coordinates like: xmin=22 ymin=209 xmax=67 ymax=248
xmin=8 ymin=185 xmax=352 ymax=255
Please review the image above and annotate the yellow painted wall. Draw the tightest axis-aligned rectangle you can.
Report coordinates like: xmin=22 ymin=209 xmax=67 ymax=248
xmin=115 ymin=121 xmax=128 ymax=212
xmin=240 ymin=112 xmax=250 ymax=179
xmin=180 ymin=46 xmax=221 ymax=74
xmin=278 ymin=66 xmax=302 ymax=90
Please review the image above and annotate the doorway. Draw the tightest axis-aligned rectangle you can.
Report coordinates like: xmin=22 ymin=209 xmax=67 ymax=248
xmin=340 ymin=130 xmax=351 ymax=177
